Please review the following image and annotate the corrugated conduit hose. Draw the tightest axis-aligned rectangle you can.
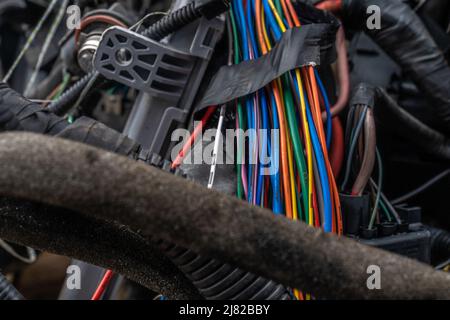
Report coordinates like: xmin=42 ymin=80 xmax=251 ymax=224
xmin=0 ymin=273 xmax=23 ymax=300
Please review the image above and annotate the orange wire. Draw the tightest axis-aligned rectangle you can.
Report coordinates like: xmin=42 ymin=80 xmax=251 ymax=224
xmin=286 ymin=0 xmax=343 ymax=234
xmin=273 ymin=83 xmax=293 ymax=218
xmin=285 ymin=0 xmax=301 ymax=27
xmin=256 ymin=0 xmax=293 ymax=218
xmin=305 ymin=67 xmax=343 ymax=234
xmin=255 ymin=0 xmax=268 ymax=55
xmin=280 ymin=0 xmax=293 ymax=28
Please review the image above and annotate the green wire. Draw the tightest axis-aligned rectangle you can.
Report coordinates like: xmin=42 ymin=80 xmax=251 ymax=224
xmin=379 ymin=199 xmax=392 ymax=222
xmin=230 ymin=11 xmax=244 ymax=200
xmin=54 ymin=73 xmax=71 ymax=100
xmin=294 ymin=167 xmax=306 ymax=222
xmin=282 ymin=76 xmax=309 ymax=219
xmin=369 ymin=148 xmax=383 ymax=229
xmin=274 ymin=0 xmax=284 ymax=15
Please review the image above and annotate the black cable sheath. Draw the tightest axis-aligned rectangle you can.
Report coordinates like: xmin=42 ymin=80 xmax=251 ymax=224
xmin=141 ymin=2 xmax=201 ymax=41
xmin=376 ymin=87 xmax=450 ymax=160
xmin=426 ymin=226 xmax=450 ymax=266
xmin=46 ymin=71 xmax=95 ymax=116
xmin=391 ymin=169 xmax=450 ymax=205
xmin=343 ymin=0 xmax=450 ymax=129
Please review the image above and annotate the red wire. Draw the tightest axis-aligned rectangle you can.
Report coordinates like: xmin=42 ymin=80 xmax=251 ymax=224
xmin=171 ymin=106 xmax=217 ymax=169
xmin=330 ymin=117 xmax=344 ymax=178
xmin=316 ymin=0 xmax=343 ymax=12
xmin=75 ymin=15 xmax=127 ymax=46
xmin=91 ymin=270 xmax=114 ymax=300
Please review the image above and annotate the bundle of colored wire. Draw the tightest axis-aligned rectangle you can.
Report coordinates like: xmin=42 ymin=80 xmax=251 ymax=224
xmin=342 ymin=104 xmax=400 ymax=229
xmin=230 ymin=0 xmax=342 ymax=235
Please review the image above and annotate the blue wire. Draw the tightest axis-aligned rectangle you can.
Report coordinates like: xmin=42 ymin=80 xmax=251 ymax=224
xmin=257 ymin=92 xmax=268 ymax=206
xmin=246 ymin=0 xmax=264 ymax=206
xmin=305 ymin=100 xmax=333 ymax=233
xmin=234 ymin=0 xmax=255 ymax=203
xmin=292 ymin=75 xmax=333 ymax=232
xmin=247 ymin=0 xmax=259 ymax=58
xmin=234 ymin=0 xmax=249 ymax=60
xmin=269 ymin=91 xmax=283 ymax=214
xmin=314 ymin=69 xmax=332 ymax=150
xmin=262 ymin=0 xmax=282 ymax=41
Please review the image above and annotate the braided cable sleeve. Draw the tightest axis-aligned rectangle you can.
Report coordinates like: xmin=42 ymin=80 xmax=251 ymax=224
xmin=47 ymin=71 xmax=96 ymax=116
xmin=141 ymin=2 xmax=202 ymax=41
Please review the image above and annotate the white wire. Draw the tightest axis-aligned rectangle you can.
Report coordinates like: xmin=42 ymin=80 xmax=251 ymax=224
xmin=2 ymin=0 xmax=59 ymax=83
xmin=130 ymin=11 xmax=168 ymax=32
xmin=25 ymin=0 xmax=69 ymax=96
xmin=0 ymin=239 xmax=37 ymax=264
xmin=207 ymin=105 xmax=226 ymax=189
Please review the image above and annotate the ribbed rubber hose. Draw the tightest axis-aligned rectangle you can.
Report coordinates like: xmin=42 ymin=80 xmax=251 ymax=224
xmin=0 ymin=273 xmax=23 ymax=300
xmin=160 ymin=241 xmax=290 ymax=300
xmin=427 ymin=227 xmax=450 ymax=265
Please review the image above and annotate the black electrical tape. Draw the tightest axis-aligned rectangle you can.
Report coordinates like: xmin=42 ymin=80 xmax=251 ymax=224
xmin=195 ymin=23 xmax=338 ymax=112
xmin=350 ymin=83 xmax=376 ymax=108
xmin=0 ymin=84 xmax=139 ymax=157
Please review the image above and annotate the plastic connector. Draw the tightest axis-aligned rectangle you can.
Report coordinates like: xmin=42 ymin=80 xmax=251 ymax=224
xmin=195 ymin=0 xmax=231 ymax=19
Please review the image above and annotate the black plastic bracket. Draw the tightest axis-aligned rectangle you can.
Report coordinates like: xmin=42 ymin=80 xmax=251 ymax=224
xmin=94 ymin=26 xmax=196 ymax=102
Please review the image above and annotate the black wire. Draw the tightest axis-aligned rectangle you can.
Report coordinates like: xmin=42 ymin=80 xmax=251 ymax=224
xmin=141 ymin=2 xmax=201 ymax=41
xmin=369 ymin=148 xmax=383 ymax=229
xmin=369 ymin=179 xmax=402 ymax=225
xmin=47 ymin=71 xmax=95 ymax=116
xmin=391 ymin=169 xmax=450 ymax=205
xmin=341 ymin=105 xmax=369 ymax=190
xmin=48 ymin=2 xmax=205 ymax=116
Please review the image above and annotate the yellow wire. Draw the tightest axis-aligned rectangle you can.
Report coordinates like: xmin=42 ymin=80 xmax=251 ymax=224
xmin=266 ymin=0 xmax=315 ymax=300
xmin=266 ymin=1 xmax=313 ymax=225
xmin=275 ymin=78 xmax=295 ymax=218
xmin=295 ymin=70 xmax=314 ymax=226
xmin=263 ymin=5 xmax=295 ymax=219
xmin=287 ymin=133 xmax=298 ymax=220
xmin=294 ymin=289 xmax=302 ymax=300
xmin=268 ymin=0 xmax=287 ymax=32
xmin=261 ymin=6 xmax=271 ymax=51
